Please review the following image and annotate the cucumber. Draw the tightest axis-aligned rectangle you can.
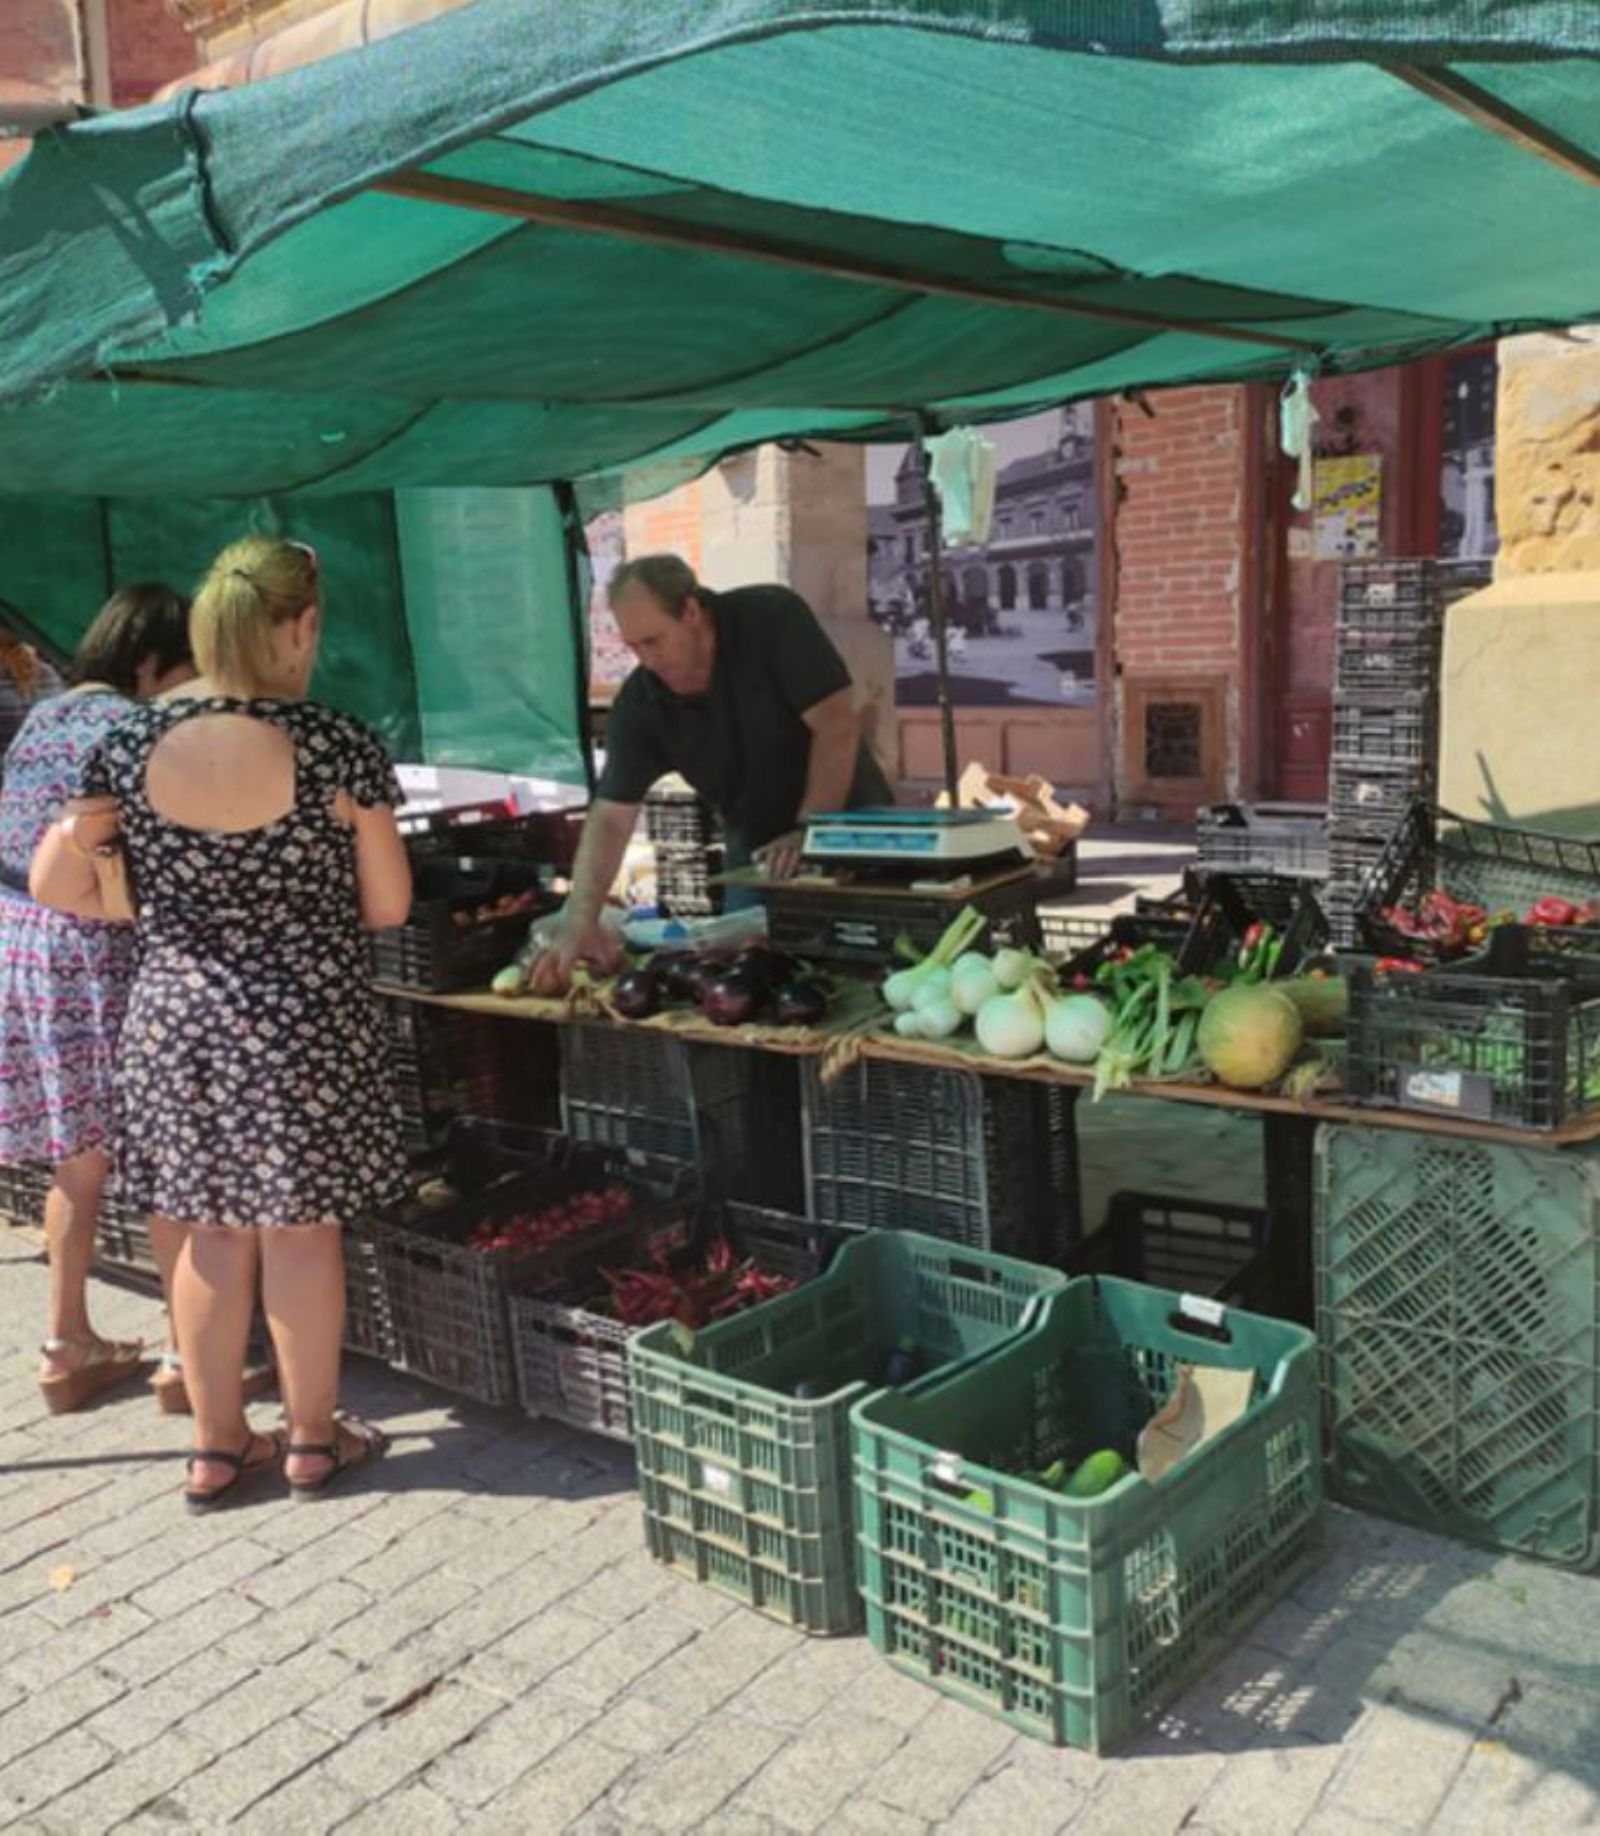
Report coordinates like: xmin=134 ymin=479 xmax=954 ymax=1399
xmin=1064 ymin=1449 xmax=1130 ymax=1499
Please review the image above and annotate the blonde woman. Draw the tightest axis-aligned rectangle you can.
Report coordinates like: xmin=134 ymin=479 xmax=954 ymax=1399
xmin=32 ymin=537 xmax=412 ymax=1510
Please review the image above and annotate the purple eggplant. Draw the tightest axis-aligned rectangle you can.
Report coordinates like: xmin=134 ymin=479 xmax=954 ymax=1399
xmin=701 ymin=972 xmax=763 ymax=1026
xmin=773 ymin=980 xmax=828 ymax=1026
xmin=612 ymin=967 xmax=662 ymax=1020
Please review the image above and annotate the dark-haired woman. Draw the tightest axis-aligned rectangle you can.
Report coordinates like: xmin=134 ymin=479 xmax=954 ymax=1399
xmin=0 ymin=585 xmax=195 ymax=1412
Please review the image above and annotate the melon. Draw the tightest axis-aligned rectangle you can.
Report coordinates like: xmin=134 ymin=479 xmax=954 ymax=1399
xmin=1197 ymin=984 xmax=1304 ymax=1090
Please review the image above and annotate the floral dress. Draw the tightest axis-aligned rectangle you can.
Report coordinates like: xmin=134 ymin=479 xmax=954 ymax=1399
xmin=79 ymin=697 xmax=408 ymax=1228
xmin=0 ymin=690 xmax=138 ymax=1162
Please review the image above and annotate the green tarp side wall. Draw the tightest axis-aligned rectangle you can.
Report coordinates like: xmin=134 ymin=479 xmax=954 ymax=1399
xmin=394 ymin=488 xmax=588 ymax=783
xmin=0 ymin=488 xmax=589 ymax=781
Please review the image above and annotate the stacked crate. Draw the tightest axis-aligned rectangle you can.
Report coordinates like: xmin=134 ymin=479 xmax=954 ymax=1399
xmin=1324 ymin=558 xmax=1491 ymax=945
xmin=645 ymin=784 xmax=724 ymax=918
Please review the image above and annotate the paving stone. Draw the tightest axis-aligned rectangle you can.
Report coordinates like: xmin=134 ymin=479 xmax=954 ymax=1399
xmin=472 ymin=1728 xmax=635 ymax=1834
xmin=334 ymin=1781 xmax=465 ymax=1835
xmin=301 ymin=1637 xmax=461 ymax=1740
xmin=633 ymin=1606 xmax=795 ymax=1716
xmin=938 ymin=1758 xmax=1085 ymax=1836
xmin=226 ymin=1766 xmax=366 ymax=1836
xmin=0 ymin=1661 xmax=127 ymax=1769
xmin=185 ymin=1641 xmax=358 ymax=1756
xmin=0 ymin=1726 xmax=116 ymax=1821
xmin=216 ymin=1578 xmax=373 ymax=1668
xmin=729 ymin=1637 xmax=877 ymax=1732
xmin=1320 ymin=1700 xmax=1477 ymax=1830
xmin=467 ymin=1603 xmax=612 ymax=1697
xmin=240 ymin=1523 xmax=388 ymax=1610
xmin=422 ymin=1689 xmax=597 ymax=1806
xmin=33 ymin=1726 xmax=211 ymax=1836
xmin=1188 ymin=1733 xmax=1347 ymax=1836
xmin=130 ymin=1534 xmax=282 ymax=1619
xmin=97 ymin=1585 xmax=260 ymax=1684
xmin=735 ymin=1702 xmax=912 ymax=1832
xmin=81 ymin=1644 xmax=254 ymax=1754
xmin=322 ymin=1675 xmax=501 ymax=1800
xmin=1067 ymin=1749 xmax=1227 ymax=1836
xmin=324 ymin=1569 xmax=478 ymax=1665
xmin=603 ymin=1715 xmax=785 ymax=1834
xmin=0 ymin=1599 xmax=153 ymax=1690
xmin=828 ymin=1800 xmax=931 ymax=1836
xmin=164 ymin=1713 xmax=338 ymax=1826
xmin=869 ymin=1698 xmax=1017 ymax=1820
xmin=1431 ymin=1736 xmax=1600 ymax=1836
xmin=549 ymin=1600 xmax=704 ymax=1707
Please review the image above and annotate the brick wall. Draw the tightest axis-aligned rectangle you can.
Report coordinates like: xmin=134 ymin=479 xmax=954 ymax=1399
xmin=1109 ymin=385 xmax=1249 ymax=808
xmin=108 ymin=0 xmax=194 ymax=106
xmin=0 ymin=0 xmax=80 ymax=95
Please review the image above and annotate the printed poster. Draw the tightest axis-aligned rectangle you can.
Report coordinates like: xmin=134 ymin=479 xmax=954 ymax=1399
xmin=1313 ymin=454 xmax=1382 ymax=560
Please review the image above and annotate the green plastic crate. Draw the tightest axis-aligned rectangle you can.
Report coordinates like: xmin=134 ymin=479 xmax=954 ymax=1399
xmin=851 ymin=1277 xmax=1322 ymax=1753
xmin=1316 ymin=1126 xmax=1600 ymax=1567
xmin=627 ymin=1230 xmax=1068 ymax=1636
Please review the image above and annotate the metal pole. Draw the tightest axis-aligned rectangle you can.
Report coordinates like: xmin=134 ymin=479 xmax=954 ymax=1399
xmin=912 ymin=413 xmax=961 ymax=806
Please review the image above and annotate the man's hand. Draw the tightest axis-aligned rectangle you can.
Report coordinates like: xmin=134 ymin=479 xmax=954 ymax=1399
xmin=529 ymin=910 xmax=626 ymax=994
xmin=754 ymin=828 xmax=808 ymax=882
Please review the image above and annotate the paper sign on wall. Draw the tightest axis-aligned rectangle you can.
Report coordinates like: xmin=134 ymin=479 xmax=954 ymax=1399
xmin=1312 ymin=454 xmax=1382 ymax=560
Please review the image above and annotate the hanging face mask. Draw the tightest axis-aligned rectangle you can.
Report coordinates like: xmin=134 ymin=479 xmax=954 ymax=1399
xmin=1279 ymin=367 xmax=1321 ymax=513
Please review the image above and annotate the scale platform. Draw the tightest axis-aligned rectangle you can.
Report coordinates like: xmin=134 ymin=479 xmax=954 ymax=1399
xmin=801 ymin=807 xmax=1030 ymax=875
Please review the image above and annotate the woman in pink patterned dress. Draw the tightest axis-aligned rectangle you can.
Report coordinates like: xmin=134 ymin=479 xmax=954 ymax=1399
xmin=0 ymin=586 xmax=194 ymax=1412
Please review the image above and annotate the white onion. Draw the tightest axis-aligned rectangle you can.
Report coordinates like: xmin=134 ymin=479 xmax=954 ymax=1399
xmin=1045 ymin=993 xmax=1113 ymax=1064
xmin=894 ymin=1010 xmax=925 ymax=1036
xmin=883 ymin=968 xmax=921 ymax=1012
xmin=975 ymin=989 xmax=1046 ymax=1059
xmin=910 ymin=966 xmax=954 ymax=1011
xmin=951 ymin=959 xmax=1001 ymax=1016
xmin=917 ymin=999 xmax=965 ymax=1040
xmin=991 ymin=947 xmax=1033 ymax=991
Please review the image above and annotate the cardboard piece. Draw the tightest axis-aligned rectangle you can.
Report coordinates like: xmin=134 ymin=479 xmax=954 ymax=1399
xmin=1136 ymin=1362 xmax=1255 ymax=1482
xmin=938 ymin=761 xmax=1090 ymax=859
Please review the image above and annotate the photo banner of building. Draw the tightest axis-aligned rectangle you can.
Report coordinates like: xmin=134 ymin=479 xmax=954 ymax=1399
xmin=867 ymin=407 xmax=1099 ymax=710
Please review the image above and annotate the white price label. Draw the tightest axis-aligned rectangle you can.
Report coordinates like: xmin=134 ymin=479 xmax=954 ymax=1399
xmin=931 ymin=1455 xmax=962 ymax=1487
xmin=1178 ymin=1293 xmax=1226 ymax=1330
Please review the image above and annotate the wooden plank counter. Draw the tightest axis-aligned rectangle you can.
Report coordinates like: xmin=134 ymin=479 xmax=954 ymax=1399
xmin=379 ymin=980 xmax=1600 ymax=1149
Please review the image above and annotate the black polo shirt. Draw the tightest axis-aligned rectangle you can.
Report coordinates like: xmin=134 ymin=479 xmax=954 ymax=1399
xmin=597 ymin=584 xmax=894 ymax=860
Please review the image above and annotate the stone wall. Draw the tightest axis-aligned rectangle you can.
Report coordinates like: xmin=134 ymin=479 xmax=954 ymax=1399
xmin=1494 ymin=327 xmax=1600 ymax=574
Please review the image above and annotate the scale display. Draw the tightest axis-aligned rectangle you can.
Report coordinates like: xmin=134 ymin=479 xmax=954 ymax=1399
xmin=802 ymin=807 xmax=1029 ymax=866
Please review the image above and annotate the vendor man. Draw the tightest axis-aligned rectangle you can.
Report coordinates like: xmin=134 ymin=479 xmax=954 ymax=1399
xmin=546 ymin=553 xmax=893 ymax=978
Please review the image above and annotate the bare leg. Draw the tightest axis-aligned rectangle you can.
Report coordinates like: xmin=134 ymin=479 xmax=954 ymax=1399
xmin=175 ymin=1224 xmax=265 ymax=1495
xmin=148 ymin=1214 xmax=186 ymax=1357
xmin=260 ymin=1226 xmax=360 ymax=1485
xmin=39 ymin=1150 xmax=113 ymax=1376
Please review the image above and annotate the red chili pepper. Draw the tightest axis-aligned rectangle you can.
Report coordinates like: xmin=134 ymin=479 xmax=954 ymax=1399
xmin=1375 ymin=957 xmax=1424 ymax=974
xmin=1528 ymin=895 xmax=1580 ymax=927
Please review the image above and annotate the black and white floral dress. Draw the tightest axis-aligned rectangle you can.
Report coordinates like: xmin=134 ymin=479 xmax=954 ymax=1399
xmin=78 ymin=697 xmax=408 ymax=1228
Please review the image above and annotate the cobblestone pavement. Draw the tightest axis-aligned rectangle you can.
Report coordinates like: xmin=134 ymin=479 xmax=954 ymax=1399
xmin=1 ymin=1229 xmax=1596 ymax=1835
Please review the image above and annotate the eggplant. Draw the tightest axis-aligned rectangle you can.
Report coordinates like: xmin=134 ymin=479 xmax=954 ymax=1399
xmin=773 ymin=980 xmax=828 ymax=1026
xmin=701 ymin=971 xmax=763 ymax=1026
xmin=612 ymin=966 xmax=662 ymax=1020
xmin=729 ymin=947 xmax=798 ymax=991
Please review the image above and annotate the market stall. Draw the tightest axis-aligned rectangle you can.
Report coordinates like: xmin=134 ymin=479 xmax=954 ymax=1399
xmin=5 ymin=0 xmax=1600 ymax=1756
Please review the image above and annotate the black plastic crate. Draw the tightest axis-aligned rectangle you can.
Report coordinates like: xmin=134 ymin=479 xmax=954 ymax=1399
xmin=372 ymin=856 xmax=545 ymax=994
xmin=0 ymin=1162 xmax=48 ymax=1229
xmin=1062 ymin=1190 xmax=1275 ymax=1312
xmin=765 ymin=856 xmax=1076 ymax=966
xmin=1195 ymin=802 xmax=1329 ymax=879
xmin=374 ymin=1133 xmax=692 ymax=1406
xmin=1357 ymin=803 xmax=1600 ymax=965
xmin=558 ymin=1022 xmax=760 ymax=1186
xmin=801 ymin=1057 xmax=1078 ymax=1259
xmin=97 ymin=1195 xmax=159 ymax=1280
xmin=342 ymin=1213 xmax=392 ymax=1360
xmin=1328 ymin=762 xmax=1427 ymax=836
xmin=1345 ymin=957 xmax=1600 ymax=1131
xmin=508 ymin=1202 xmax=848 ymax=1440
xmin=398 ymin=802 xmax=583 ymax=869
xmin=1330 ymin=695 xmax=1435 ymax=770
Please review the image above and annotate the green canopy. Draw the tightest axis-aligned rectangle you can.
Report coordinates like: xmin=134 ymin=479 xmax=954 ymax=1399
xmin=1 ymin=0 xmax=1597 ymax=761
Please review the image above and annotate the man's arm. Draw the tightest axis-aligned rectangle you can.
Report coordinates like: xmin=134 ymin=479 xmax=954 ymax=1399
xmin=546 ymin=798 xmax=638 ymax=981
xmin=755 ymin=687 xmax=862 ymax=880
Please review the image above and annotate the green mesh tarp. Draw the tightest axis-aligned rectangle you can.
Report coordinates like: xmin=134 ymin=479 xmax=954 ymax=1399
xmin=1 ymin=0 xmax=1598 ymax=763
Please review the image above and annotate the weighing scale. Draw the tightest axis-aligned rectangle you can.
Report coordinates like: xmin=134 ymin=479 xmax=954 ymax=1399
xmin=800 ymin=807 xmax=1030 ymax=877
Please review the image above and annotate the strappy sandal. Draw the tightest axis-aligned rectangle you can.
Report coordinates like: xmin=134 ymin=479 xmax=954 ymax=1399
xmin=183 ymin=1430 xmax=283 ymax=1515
xmin=38 ymin=1335 xmax=145 ymax=1415
xmin=285 ymin=1415 xmax=389 ymax=1500
xmin=151 ymin=1352 xmax=278 ymax=1417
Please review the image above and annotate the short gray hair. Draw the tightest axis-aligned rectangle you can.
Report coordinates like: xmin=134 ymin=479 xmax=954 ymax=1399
xmin=608 ymin=553 xmax=701 ymax=617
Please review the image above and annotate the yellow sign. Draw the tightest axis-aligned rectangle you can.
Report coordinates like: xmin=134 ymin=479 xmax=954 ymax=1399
xmin=1313 ymin=454 xmax=1383 ymax=560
